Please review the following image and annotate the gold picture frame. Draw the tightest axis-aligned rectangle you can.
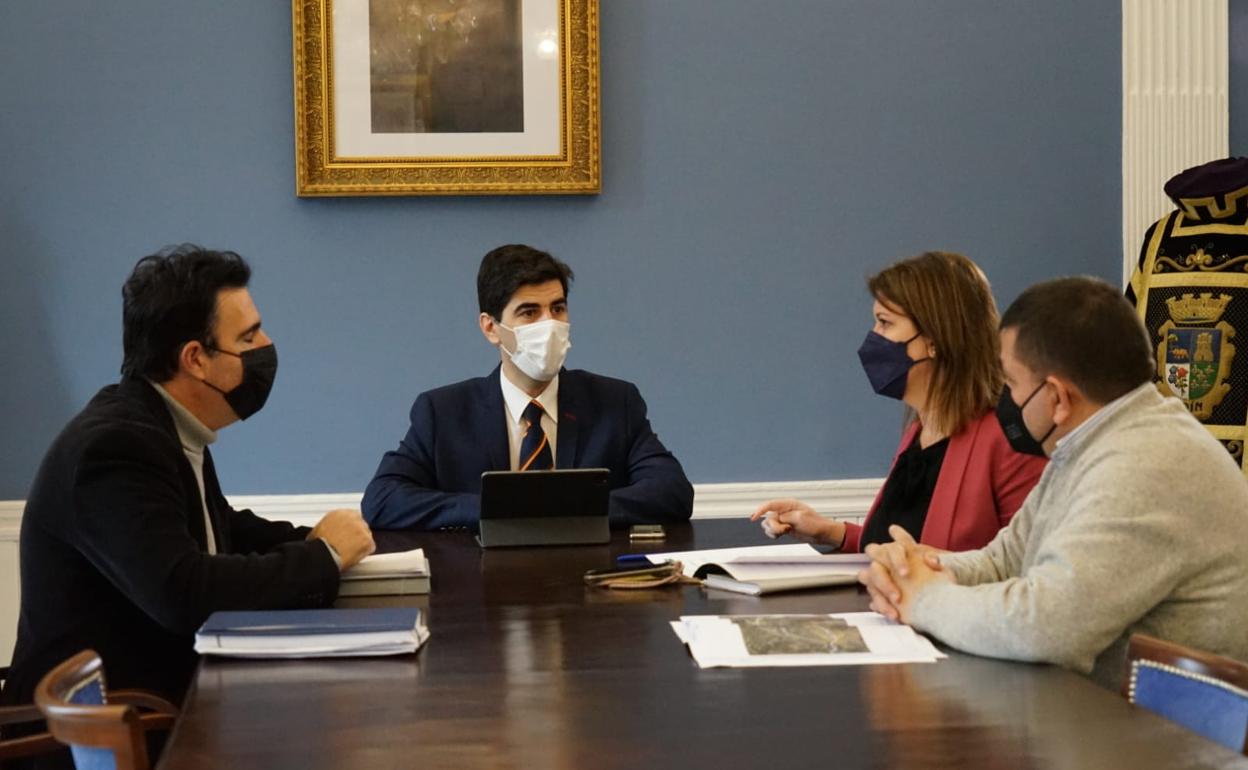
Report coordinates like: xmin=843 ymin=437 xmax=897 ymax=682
xmin=292 ymin=0 xmax=600 ymax=196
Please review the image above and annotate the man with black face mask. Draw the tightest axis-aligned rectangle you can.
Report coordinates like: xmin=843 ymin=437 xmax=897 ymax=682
xmin=858 ymin=276 xmax=1248 ymax=690
xmin=0 ymin=246 xmax=374 ymax=755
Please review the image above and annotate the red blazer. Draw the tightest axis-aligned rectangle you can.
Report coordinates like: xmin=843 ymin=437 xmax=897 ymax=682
xmin=842 ymin=410 xmax=1047 ymax=553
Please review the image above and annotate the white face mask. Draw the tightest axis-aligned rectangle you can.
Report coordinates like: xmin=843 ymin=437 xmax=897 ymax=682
xmin=497 ymin=319 xmax=571 ymax=382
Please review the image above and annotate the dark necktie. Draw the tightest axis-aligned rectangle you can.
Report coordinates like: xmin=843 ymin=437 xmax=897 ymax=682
xmin=519 ymin=400 xmax=553 ymax=471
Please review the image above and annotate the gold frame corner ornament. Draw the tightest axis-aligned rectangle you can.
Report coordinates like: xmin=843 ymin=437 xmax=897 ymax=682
xmin=292 ymin=0 xmax=601 ymax=197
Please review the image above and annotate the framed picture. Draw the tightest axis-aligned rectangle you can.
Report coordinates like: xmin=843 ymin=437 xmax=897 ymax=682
xmin=292 ymin=0 xmax=600 ymax=196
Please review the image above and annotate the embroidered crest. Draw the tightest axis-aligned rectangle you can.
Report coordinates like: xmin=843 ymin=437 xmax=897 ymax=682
xmin=1156 ymin=293 xmax=1237 ymax=420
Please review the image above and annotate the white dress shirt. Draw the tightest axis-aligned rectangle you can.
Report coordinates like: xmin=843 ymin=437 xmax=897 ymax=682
xmin=500 ymin=370 xmax=559 ymax=470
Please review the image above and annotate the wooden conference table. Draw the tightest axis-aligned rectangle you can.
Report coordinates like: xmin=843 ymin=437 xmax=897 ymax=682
xmin=157 ymin=520 xmax=1248 ymax=769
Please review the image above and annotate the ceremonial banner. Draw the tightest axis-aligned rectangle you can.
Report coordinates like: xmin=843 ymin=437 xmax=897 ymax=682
xmin=1127 ymin=158 xmax=1248 ymax=474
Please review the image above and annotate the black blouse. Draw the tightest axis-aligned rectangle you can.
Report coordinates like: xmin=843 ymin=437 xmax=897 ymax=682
xmin=859 ymin=433 xmax=950 ymax=549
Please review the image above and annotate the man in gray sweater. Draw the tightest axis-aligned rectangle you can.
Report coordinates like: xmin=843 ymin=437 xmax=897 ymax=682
xmin=860 ymin=276 xmax=1248 ymax=689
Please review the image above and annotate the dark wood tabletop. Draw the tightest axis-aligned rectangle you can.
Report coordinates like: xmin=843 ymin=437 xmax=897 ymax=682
xmin=156 ymin=520 xmax=1248 ymax=769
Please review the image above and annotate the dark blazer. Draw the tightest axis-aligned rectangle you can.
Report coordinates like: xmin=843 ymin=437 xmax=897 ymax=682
xmin=362 ymin=367 xmax=694 ymax=530
xmin=0 ymin=378 xmax=340 ymax=708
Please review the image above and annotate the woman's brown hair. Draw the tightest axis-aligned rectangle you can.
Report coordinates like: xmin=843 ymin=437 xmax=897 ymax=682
xmin=867 ymin=251 xmax=1001 ymax=436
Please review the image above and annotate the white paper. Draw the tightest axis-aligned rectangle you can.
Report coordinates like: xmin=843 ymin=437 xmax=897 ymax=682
xmin=726 ymin=553 xmax=871 ymax=566
xmin=195 ymin=626 xmax=430 ymax=659
xmin=646 ymin=544 xmax=865 ymax=582
xmin=342 ymin=548 xmax=428 ymax=580
xmin=669 ymin=620 xmax=690 ymax=644
xmin=646 ymin=544 xmax=818 ymax=574
xmin=194 ymin=640 xmax=421 ymax=659
xmin=673 ymin=612 xmax=945 ymax=668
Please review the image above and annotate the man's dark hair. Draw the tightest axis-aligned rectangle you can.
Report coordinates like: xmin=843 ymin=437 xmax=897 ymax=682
xmin=121 ymin=244 xmax=252 ymax=382
xmin=477 ymin=244 xmax=574 ymax=319
xmin=1000 ymin=276 xmax=1154 ymax=404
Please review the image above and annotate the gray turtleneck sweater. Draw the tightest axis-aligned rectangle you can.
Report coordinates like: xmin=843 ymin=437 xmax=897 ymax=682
xmin=147 ymin=382 xmax=342 ymax=567
xmin=911 ymin=383 xmax=1248 ymax=688
xmin=150 ymin=380 xmax=219 ymax=554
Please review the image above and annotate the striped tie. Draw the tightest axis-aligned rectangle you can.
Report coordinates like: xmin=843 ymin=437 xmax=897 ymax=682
xmin=518 ymin=401 xmax=553 ymax=471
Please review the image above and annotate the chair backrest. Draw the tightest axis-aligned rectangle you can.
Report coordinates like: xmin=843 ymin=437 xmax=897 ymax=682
xmin=33 ymin=650 xmax=149 ymax=770
xmin=1124 ymin=633 xmax=1248 ymax=756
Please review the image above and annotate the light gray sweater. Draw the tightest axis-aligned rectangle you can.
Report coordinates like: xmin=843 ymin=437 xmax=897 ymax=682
xmin=911 ymin=383 xmax=1248 ymax=689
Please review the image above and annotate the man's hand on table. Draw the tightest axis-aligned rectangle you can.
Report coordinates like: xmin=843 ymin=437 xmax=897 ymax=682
xmin=858 ymin=525 xmax=953 ymax=623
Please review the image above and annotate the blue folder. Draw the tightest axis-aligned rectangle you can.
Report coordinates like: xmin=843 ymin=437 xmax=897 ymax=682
xmin=199 ymin=607 xmax=420 ymax=636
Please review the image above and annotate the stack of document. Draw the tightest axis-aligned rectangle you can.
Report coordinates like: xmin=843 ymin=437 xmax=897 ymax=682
xmin=339 ymin=548 xmax=430 ymax=596
xmin=195 ymin=607 xmax=430 ymax=659
xmin=644 ymin=544 xmax=869 ymax=595
xmin=671 ymin=612 xmax=945 ymax=668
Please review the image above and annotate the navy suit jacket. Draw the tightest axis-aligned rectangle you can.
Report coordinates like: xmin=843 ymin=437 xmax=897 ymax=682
xmin=362 ymin=367 xmax=694 ymax=530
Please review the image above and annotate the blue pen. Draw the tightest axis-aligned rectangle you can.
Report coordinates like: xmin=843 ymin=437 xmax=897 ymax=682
xmin=616 ymin=553 xmax=653 ymax=564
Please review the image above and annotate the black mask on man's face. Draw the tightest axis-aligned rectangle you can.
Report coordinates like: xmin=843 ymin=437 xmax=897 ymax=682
xmin=203 ymin=344 xmax=278 ymax=420
xmin=996 ymin=382 xmax=1055 ymax=457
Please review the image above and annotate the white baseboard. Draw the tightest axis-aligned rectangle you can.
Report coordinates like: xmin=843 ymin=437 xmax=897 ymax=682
xmin=0 ymin=478 xmax=882 ymax=540
xmin=0 ymin=502 xmax=21 ymax=542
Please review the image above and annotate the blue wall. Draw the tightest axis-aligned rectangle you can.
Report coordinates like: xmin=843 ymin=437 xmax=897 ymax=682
xmin=0 ymin=1 xmax=1121 ymax=498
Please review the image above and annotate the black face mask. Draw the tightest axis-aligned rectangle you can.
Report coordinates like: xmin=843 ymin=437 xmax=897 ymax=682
xmin=996 ymin=382 xmax=1055 ymax=457
xmin=203 ymin=344 xmax=278 ymax=421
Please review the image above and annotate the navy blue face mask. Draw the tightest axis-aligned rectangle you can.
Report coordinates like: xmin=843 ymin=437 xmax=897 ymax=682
xmin=857 ymin=331 xmax=928 ymax=400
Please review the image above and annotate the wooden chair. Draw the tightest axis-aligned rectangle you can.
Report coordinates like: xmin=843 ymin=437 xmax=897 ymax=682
xmin=34 ymin=650 xmax=179 ymax=770
xmin=1123 ymin=633 xmax=1248 ymax=756
xmin=2 ymin=662 xmax=66 ymax=763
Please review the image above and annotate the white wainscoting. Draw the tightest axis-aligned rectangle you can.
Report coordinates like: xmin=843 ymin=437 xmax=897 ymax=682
xmin=0 ymin=478 xmax=882 ymax=665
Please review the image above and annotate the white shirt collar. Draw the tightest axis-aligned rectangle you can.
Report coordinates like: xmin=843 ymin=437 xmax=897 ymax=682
xmin=500 ymin=369 xmax=559 ymax=426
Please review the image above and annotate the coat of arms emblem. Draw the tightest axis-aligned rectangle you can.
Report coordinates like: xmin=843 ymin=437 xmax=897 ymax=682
xmin=1156 ymin=293 xmax=1236 ymax=420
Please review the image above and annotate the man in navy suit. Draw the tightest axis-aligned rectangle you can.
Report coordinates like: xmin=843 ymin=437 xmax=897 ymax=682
xmin=362 ymin=244 xmax=694 ymax=530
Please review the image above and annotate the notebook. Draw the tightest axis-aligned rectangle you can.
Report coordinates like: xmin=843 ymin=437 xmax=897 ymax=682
xmin=195 ymin=607 xmax=429 ymax=658
xmin=645 ymin=544 xmax=869 ymax=596
xmin=339 ymin=548 xmax=430 ymax=596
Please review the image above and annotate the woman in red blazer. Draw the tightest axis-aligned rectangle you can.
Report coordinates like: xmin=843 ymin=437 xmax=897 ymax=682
xmin=751 ymin=252 xmax=1046 ymax=552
